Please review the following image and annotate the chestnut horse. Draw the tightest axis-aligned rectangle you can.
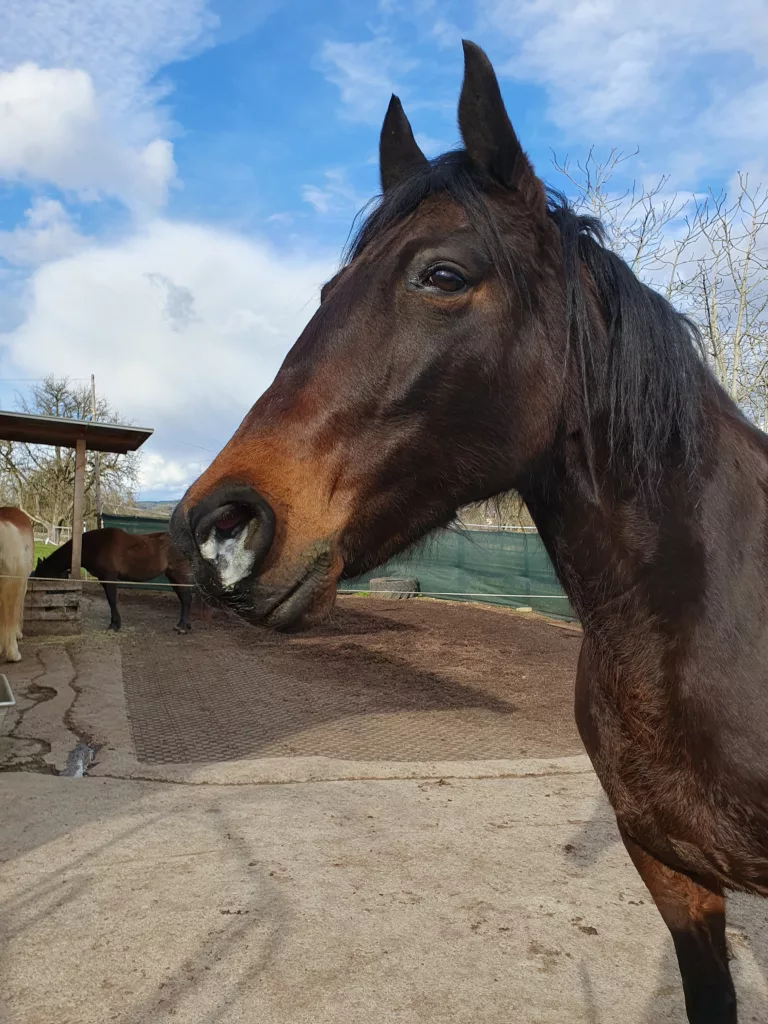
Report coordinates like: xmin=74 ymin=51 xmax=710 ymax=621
xmin=33 ymin=528 xmax=193 ymax=633
xmin=170 ymin=42 xmax=765 ymax=1022
xmin=0 ymin=508 xmax=33 ymax=662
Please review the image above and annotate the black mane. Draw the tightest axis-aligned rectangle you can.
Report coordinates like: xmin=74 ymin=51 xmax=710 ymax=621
xmin=346 ymin=151 xmax=708 ymax=488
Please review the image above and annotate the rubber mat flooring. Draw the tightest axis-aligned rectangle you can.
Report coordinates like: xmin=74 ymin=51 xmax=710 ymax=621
xmin=119 ymin=599 xmax=582 ymax=765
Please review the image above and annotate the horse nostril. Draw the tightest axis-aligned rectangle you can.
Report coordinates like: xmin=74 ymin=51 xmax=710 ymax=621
xmin=184 ymin=485 xmax=276 ymax=587
xmin=212 ymin=506 xmax=253 ymax=541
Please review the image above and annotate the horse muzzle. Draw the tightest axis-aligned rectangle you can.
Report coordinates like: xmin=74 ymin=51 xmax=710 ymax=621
xmin=170 ymin=482 xmax=341 ymax=629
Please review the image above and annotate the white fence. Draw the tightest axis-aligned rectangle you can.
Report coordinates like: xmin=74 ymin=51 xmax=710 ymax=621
xmin=455 ymin=522 xmax=538 ymax=533
xmin=34 ymin=526 xmax=72 ymax=547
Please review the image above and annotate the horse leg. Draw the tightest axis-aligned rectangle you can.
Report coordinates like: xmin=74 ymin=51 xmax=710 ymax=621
xmin=16 ymin=577 xmax=27 ymax=638
xmin=16 ymin=576 xmax=27 ymax=641
xmin=101 ymin=582 xmax=122 ymax=631
xmin=619 ymin=826 xmax=736 ymax=1023
xmin=0 ymin=578 xmax=22 ymax=662
xmin=167 ymin=573 xmax=192 ymax=633
xmin=173 ymin=584 xmax=192 ymax=634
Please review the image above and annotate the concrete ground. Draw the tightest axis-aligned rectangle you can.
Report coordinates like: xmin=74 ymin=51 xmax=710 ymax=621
xmin=2 ymin=595 xmax=767 ymax=1023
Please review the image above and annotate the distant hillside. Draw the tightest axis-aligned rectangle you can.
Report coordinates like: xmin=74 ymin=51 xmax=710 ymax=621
xmin=129 ymin=500 xmax=179 ymax=518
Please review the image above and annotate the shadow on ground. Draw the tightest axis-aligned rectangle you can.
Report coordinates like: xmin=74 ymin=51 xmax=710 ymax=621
xmin=111 ymin=591 xmax=582 ymax=764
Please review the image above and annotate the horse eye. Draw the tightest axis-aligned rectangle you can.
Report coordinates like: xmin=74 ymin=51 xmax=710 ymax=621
xmin=424 ymin=267 xmax=466 ymax=293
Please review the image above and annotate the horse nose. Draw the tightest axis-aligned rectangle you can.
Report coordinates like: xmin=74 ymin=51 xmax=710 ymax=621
xmin=184 ymin=484 xmax=276 ymax=588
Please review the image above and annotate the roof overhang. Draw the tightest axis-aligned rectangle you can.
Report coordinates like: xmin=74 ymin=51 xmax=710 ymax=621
xmin=0 ymin=411 xmax=153 ymax=454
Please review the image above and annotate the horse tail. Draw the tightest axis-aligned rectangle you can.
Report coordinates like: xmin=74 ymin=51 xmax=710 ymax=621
xmin=0 ymin=509 xmax=34 ymax=662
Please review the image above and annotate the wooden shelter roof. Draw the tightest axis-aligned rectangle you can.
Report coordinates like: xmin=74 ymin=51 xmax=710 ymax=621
xmin=0 ymin=411 xmax=152 ymax=454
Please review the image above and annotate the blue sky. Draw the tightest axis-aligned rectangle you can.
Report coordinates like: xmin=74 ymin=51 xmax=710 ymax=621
xmin=0 ymin=0 xmax=767 ymax=497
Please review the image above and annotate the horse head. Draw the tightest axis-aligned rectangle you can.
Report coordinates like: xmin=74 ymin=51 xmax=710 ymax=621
xmin=170 ymin=41 xmax=568 ymax=627
xmin=31 ymin=554 xmax=69 ymax=580
xmin=173 ymin=39 xmax=696 ymax=630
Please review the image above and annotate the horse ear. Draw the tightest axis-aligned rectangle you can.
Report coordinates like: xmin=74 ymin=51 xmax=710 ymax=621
xmin=379 ymin=95 xmax=428 ymax=194
xmin=458 ymin=40 xmax=538 ymax=196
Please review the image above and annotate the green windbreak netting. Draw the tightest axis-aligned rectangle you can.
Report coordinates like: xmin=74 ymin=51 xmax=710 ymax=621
xmin=339 ymin=529 xmax=576 ymax=621
xmin=105 ymin=514 xmax=575 ymax=619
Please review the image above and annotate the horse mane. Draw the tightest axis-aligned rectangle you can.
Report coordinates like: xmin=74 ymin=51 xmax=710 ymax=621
xmin=346 ymin=151 xmax=709 ymax=488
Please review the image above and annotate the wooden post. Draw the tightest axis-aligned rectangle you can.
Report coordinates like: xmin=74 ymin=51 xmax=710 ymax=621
xmin=71 ymin=437 xmax=86 ymax=577
xmin=90 ymin=374 xmax=102 ymax=527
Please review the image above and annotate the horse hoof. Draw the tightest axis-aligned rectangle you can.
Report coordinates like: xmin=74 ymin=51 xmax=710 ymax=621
xmin=174 ymin=625 xmax=192 ymax=634
xmin=6 ymin=651 xmax=21 ymax=663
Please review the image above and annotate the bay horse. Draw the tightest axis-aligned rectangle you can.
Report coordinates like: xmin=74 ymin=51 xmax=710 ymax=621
xmin=0 ymin=508 xmax=33 ymax=662
xmin=170 ymin=41 xmax=764 ymax=1022
xmin=34 ymin=528 xmax=193 ymax=633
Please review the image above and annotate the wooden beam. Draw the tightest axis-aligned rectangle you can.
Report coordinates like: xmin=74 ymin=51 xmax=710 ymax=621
xmin=71 ymin=437 xmax=86 ymax=577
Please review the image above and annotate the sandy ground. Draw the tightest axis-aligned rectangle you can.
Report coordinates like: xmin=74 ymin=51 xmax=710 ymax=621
xmin=2 ymin=591 xmax=767 ymax=1023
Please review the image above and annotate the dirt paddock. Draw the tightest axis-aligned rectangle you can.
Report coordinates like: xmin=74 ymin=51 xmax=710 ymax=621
xmin=109 ymin=589 xmax=583 ymax=765
xmin=5 ymin=588 xmax=768 ymax=1023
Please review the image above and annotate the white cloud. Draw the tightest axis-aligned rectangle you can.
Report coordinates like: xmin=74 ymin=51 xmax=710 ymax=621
xmin=430 ymin=18 xmax=462 ymax=50
xmin=318 ymin=37 xmax=417 ymax=123
xmin=138 ymin=451 xmax=210 ymax=494
xmin=415 ymin=132 xmax=448 ymax=158
xmin=0 ymin=1 xmax=217 ymax=208
xmin=1 ymin=0 xmax=215 ymax=125
xmin=265 ymin=212 xmax=295 ymax=226
xmin=146 ymin=273 xmax=200 ymax=331
xmin=0 ymin=199 xmax=86 ymax=267
xmin=0 ymin=220 xmax=335 ymax=485
xmin=711 ymin=82 xmax=768 ymax=144
xmin=479 ymin=0 xmax=768 ymax=155
xmin=0 ymin=0 xmax=338 ymax=498
xmin=302 ymin=186 xmax=335 ymax=216
xmin=301 ymin=168 xmax=367 ymax=216
xmin=0 ymin=64 xmax=175 ymax=207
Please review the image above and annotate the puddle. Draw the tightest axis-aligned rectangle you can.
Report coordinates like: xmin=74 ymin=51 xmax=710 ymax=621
xmin=60 ymin=742 xmax=98 ymax=778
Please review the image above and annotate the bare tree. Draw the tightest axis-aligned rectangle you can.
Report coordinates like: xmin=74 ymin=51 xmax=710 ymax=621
xmin=554 ymin=150 xmax=768 ymax=425
xmin=687 ymin=180 xmax=768 ymax=427
xmin=553 ymin=147 xmax=697 ymax=289
xmin=0 ymin=376 xmax=139 ymax=540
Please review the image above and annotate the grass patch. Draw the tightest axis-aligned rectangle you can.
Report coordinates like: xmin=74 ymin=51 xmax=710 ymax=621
xmin=34 ymin=540 xmax=57 ymax=563
xmin=33 ymin=540 xmax=89 ymax=579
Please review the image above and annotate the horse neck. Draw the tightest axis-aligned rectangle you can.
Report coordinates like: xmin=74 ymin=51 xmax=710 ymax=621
xmin=46 ymin=540 xmax=74 ymax=573
xmin=519 ymin=407 xmax=728 ymax=637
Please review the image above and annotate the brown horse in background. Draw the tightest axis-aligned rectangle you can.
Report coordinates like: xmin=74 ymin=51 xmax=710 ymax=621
xmin=171 ymin=41 xmax=768 ymax=1022
xmin=33 ymin=528 xmax=193 ymax=633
